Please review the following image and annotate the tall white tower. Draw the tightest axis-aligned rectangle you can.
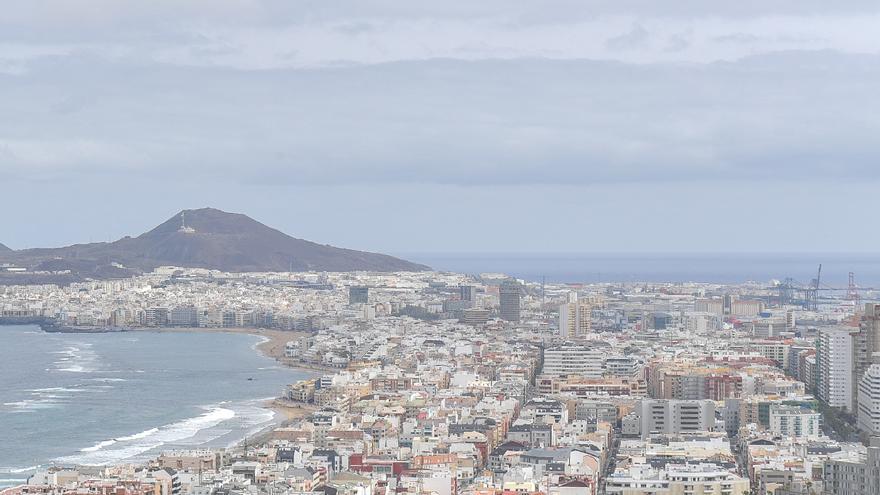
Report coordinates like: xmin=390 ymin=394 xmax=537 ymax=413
xmin=178 ymin=211 xmax=196 ymax=233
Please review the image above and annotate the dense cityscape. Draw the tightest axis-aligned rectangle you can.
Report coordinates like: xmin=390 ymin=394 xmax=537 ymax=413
xmin=2 ymin=265 xmax=880 ymax=495
xmin=3 ymin=3 xmax=880 ymax=495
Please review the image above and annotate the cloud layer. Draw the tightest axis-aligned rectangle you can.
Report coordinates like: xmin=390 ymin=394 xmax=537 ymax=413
xmin=3 ymin=53 xmax=879 ymax=186
xmin=2 ymin=1 xmax=879 ymax=252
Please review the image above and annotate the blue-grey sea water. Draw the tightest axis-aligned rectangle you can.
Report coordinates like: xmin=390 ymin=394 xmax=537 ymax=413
xmin=403 ymin=252 xmax=880 ymax=287
xmin=0 ymin=326 xmax=310 ymax=486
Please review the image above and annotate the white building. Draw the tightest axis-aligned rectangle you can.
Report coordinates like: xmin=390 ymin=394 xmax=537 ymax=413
xmin=751 ymin=341 xmax=791 ymax=369
xmin=768 ymin=405 xmax=820 ymax=439
xmin=749 ymin=318 xmax=787 ymax=338
xmin=637 ymin=399 xmax=715 ymax=439
xmin=818 ymin=327 xmax=855 ymax=410
xmin=558 ymin=293 xmax=591 ymax=339
xmin=605 ymin=463 xmax=749 ymax=495
xmin=730 ymin=299 xmax=763 ymax=317
xmin=858 ymin=363 xmax=880 ymax=435
xmin=542 ymin=344 xmax=604 ymax=378
xmin=684 ymin=312 xmax=722 ymax=334
xmin=604 ymin=356 xmax=641 ymax=378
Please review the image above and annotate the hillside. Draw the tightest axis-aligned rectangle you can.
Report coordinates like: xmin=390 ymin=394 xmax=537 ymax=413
xmin=0 ymin=208 xmax=428 ymax=279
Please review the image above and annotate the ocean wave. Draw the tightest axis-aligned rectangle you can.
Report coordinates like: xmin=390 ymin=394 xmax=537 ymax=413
xmin=6 ymin=465 xmax=39 ymax=473
xmin=87 ymin=378 xmax=127 ymax=383
xmin=30 ymin=387 xmax=87 ymax=393
xmin=81 ymin=439 xmax=116 ymax=452
xmin=251 ymin=336 xmax=270 ymax=351
xmin=58 ymin=407 xmax=236 ymax=466
xmin=51 ymin=345 xmax=99 ymax=374
xmin=3 ymin=398 xmax=60 ymax=412
xmin=116 ymin=427 xmax=159 ymax=441
xmin=3 ymin=386 xmax=104 ymax=413
xmin=56 ymin=365 xmax=94 ymax=373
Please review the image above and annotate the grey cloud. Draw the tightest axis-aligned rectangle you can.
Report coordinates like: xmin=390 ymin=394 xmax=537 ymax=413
xmin=3 ymin=51 xmax=879 ymax=187
xmin=713 ymin=33 xmax=762 ymax=44
xmin=0 ymin=2 xmax=876 ymax=71
xmin=3 ymin=2 xmax=879 ymax=30
xmin=664 ymin=33 xmax=691 ymax=52
xmin=333 ymin=21 xmax=378 ymax=36
xmin=605 ymin=24 xmax=650 ymax=51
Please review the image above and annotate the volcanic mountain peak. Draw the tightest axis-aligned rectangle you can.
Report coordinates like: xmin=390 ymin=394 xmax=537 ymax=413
xmin=142 ymin=207 xmax=274 ymax=237
xmin=0 ymin=208 xmax=429 ymax=281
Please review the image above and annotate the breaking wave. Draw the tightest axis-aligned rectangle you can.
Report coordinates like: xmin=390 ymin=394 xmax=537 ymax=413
xmin=58 ymin=407 xmax=236 ymax=465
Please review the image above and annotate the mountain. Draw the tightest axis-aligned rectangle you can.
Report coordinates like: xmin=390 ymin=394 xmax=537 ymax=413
xmin=0 ymin=242 xmax=10 ymax=252
xmin=0 ymin=208 xmax=428 ymax=279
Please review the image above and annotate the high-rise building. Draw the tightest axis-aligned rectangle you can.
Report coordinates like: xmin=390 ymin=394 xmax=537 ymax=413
xmin=459 ymin=285 xmax=476 ymax=307
xmin=817 ymin=327 xmax=856 ymax=410
xmin=144 ymin=307 xmax=169 ymax=327
xmin=853 ymin=304 xmax=880 ymax=408
xmin=859 ymin=364 xmax=880 ymax=436
xmin=169 ymin=305 xmax=199 ymax=327
xmin=823 ymin=438 xmax=880 ymax=495
xmin=558 ymin=292 xmax=591 ymax=338
xmin=694 ymin=298 xmax=724 ymax=315
xmin=730 ymin=299 xmax=764 ymax=317
xmin=349 ymin=286 xmax=369 ymax=305
xmin=499 ymin=280 xmax=521 ymax=322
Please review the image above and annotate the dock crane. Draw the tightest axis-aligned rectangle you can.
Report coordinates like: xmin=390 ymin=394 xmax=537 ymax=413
xmin=805 ymin=264 xmax=821 ymax=311
xmin=769 ymin=265 xmax=874 ymax=310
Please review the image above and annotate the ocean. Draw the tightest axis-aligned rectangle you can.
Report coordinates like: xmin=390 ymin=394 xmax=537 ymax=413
xmin=403 ymin=252 xmax=880 ymax=287
xmin=0 ymin=326 xmax=311 ymax=485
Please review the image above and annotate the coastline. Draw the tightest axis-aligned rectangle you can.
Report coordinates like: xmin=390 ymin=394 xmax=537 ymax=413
xmin=245 ymin=399 xmax=317 ymax=448
xmin=1 ymin=323 xmax=322 ymax=468
xmin=127 ymin=327 xmax=322 ymax=452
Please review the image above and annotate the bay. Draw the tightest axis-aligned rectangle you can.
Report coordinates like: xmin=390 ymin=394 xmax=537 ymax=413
xmin=0 ymin=325 xmax=310 ymax=484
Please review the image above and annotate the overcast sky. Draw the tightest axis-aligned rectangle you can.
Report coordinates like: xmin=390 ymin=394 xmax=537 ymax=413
xmin=2 ymin=1 xmax=880 ymax=254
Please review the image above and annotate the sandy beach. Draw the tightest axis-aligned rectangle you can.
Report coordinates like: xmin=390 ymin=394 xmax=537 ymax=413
xmin=267 ymin=398 xmax=316 ymax=421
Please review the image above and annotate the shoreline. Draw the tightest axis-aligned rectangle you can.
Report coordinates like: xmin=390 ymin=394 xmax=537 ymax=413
xmin=245 ymin=399 xmax=317 ymax=447
xmin=127 ymin=327 xmax=323 ymax=452
xmin=1 ymin=323 xmax=322 ymax=469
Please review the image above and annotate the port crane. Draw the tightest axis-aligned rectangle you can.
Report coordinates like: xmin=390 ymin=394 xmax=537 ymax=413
xmin=768 ymin=265 xmax=874 ymax=310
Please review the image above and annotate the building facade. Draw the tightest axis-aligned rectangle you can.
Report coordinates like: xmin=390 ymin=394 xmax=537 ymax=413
xmin=817 ymin=327 xmax=855 ymax=410
xmin=499 ymin=280 xmax=521 ymax=323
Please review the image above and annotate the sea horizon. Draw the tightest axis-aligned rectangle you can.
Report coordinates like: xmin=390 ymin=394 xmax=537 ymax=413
xmin=400 ymin=251 xmax=880 ymax=286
